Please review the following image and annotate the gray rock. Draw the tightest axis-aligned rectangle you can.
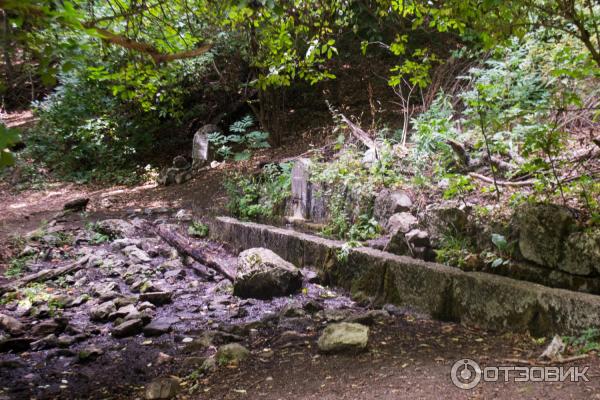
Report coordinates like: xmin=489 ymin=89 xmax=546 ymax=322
xmin=109 ymin=304 xmax=139 ymax=320
xmin=96 ymin=219 xmax=136 ymax=238
xmin=143 ymin=318 xmax=178 ymax=337
xmin=77 ymin=345 xmax=103 ymax=362
xmin=110 ymin=238 xmax=141 ymax=251
xmin=374 ymin=189 xmax=412 ymax=224
xmin=31 ymin=320 xmax=61 ymax=337
xmin=386 ymin=212 xmax=418 ymax=235
xmin=216 ymin=343 xmax=250 ymax=365
xmin=0 ymin=337 xmax=34 ymax=352
xmin=514 ymin=203 xmax=576 ymax=269
xmin=234 ymin=248 xmax=303 ymax=299
xmin=31 ymin=334 xmax=58 ymax=350
xmin=145 ymin=376 xmax=181 ymax=400
xmin=562 ymin=229 xmax=600 ymax=276
xmin=317 ymin=322 xmax=369 ymax=353
xmin=89 ymin=301 xmax=116 ymax=322
xmin=421 ymin=201 xmax=472 ymax=247
xmin=361 ymin=147 xmax=378 ymax=167
xmin=122 ymin=245 xmax=152 ymax=264
xmin=0 ymin=314 xmax=24 ymax=336
xmin=112 ymin=318 xmax=143 ymax=338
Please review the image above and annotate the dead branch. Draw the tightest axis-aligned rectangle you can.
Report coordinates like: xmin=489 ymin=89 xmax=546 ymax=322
xmin=0 ymin=257 xmax=88 ymax=295
xmin=469 ymin=172 xmax=536 ymax=187
xmin=153 ymin=225 xmax=235 ymax=281
xmin=338 ymin=114 xmax=377 ymax=150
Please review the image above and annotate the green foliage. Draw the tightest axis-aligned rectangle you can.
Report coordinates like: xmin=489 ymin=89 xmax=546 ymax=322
xmin=225 ymin=162 xmax=292 ymax=220
xmin=4 ymin=256 xmax=31 ymax=278
xmin=27 ymin=72 xmax=156 ymax=184
xmin=0 ymin=123 xmax=21 ymax=169
xmin=208 ymin=115 xmax=270 ymax=161
xmin=443 ymin=174 xmax=475 ymax=204
xmin=336 ymin=240 xmax=361 ymax=263
xmin=410 ymin=92 xmax=461 ymax=174
xmin=188 ymin=222 xmax=209 ymax=238
xmin=564 ymin=328 xmax=600 ymax=355
xmin=435 ymin=233 xmax=474 ymax=269
xmin=312 ymin=142 xmax=402 ymax=239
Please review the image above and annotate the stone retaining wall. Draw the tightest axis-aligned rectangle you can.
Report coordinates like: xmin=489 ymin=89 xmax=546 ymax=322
xmin=209 ymin=216 xmax=600 ymax=335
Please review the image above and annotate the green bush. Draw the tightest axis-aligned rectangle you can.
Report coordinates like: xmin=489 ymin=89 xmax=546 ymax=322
xmin=26 ymin=73 xmax=158 ymax=184
xmin=225 ymin=162 xmax=292 ymax=220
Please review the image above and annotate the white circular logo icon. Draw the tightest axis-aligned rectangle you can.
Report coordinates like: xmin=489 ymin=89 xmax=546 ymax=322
xmin=451 ymin=359 xmax=482 ymax=389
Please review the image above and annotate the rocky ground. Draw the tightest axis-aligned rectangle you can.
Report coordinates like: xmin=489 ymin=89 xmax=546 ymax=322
xmin=0 ymin=207 xmax=598 ymax=399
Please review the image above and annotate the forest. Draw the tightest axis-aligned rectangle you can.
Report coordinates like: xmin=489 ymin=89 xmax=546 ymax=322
xmin=0 ymin=1 xmax=599 ymax=399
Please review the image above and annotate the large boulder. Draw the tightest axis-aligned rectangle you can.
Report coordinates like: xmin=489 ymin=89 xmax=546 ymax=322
xmin=562 ymin=229 xmax=600 ymax=276
xmin=317 ymin=322 xmax=369 ymax=354
xmin=145 ymin=376 xmax=181 ymax=400
xmin=514 ymin=203 xmax=576 ymax=270
xmin=373 ymin=189 xmax=412 ymax=224
xmin=234 ymin=248 xmax=302 ymax=299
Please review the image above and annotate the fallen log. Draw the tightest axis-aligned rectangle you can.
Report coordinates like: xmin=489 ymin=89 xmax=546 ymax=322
xmin=0 ymin=257 xmax=88 ymax=295
xmin=154 ymin=225 xmax=235 ymax=281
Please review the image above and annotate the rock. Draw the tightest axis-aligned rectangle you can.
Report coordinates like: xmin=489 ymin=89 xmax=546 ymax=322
xmin=64 ymin=197 xmax=89 ymax=211
xmin=361 ymin=147 xmax=378 ymax=167
xmin=109 ymin=304 xmax=139 ymax=321
xmin=77 ymin=345 xmax=104 ymax=362
xmin=303 ymin=300 xmax=324 ymax=313
xmin=139 ymin=291 xmax=172 ymax=305
xmin=174 ymin=209 xmax=193 ymax=222
xmin=145 ymin=376 xmax=181 ymax=400
xmin=317 ymin=322 xmax=369 ymax=354
xmin=280 ymin=304 xmax=306 ymax=318
xmin=138 ymin=301 xmax=156 ymax=311
xmin=172 ymin=155 xmax=189 ymax=169
xmin=344 ymin=310 xmax=389 ymax=326
xmin=561 ymin=228 xmax=600 ymax=276
xmin=31 ymin=320 xmax=61 ymax=337
xmin=514 ymin=203 xmax=576 ymax=269
xmin=421 ymin=201 xmax=472 ymax=247
xmin=386 ymin=212 xmax=418 ymax=235
xmin=66 ymin=294 xmax=89 ymax=308
xmin=57 ymin=334 xmax=76 ymax=348
xmin=112 ymin=318 xmax=143 ymax=338
xmin=143 ymin=318 xmax=178 ymax=337
xmin=90 ymin=301 xmax=116 ymax=322
xmin=216 ymin=343 xmax=250 ymax=365
xmin=0 ymin=314 xmax=24 ymax=336
xmin=31 ymin=334 xmax=58 ymax=350
xmin=373 ymin=189 xmax=412 ymax=224
xmin=405 ymin=229 xmax=430 ymax=248
xmin=122 ymin=245 xmax=152 ymax=264
xmin=96 ymin=219 xmax=136 ymax=238
xmin=192 ymin=124 xmax=219 ymax=168
xmin=234 ymin=248 xmax=303 ymax=299
xmin=200 ymin=357 xmax=217 ymax=373
xmin=110 ymin=238 xmax=141 ymax=251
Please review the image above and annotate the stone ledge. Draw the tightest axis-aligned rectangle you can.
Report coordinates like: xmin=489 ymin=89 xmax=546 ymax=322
xmin=209 ymin=216 xmax=600 ymax=334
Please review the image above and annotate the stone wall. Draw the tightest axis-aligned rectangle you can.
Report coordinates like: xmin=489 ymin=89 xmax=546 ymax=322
xmin=209 ymin=216 xmax=600 ymax=335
